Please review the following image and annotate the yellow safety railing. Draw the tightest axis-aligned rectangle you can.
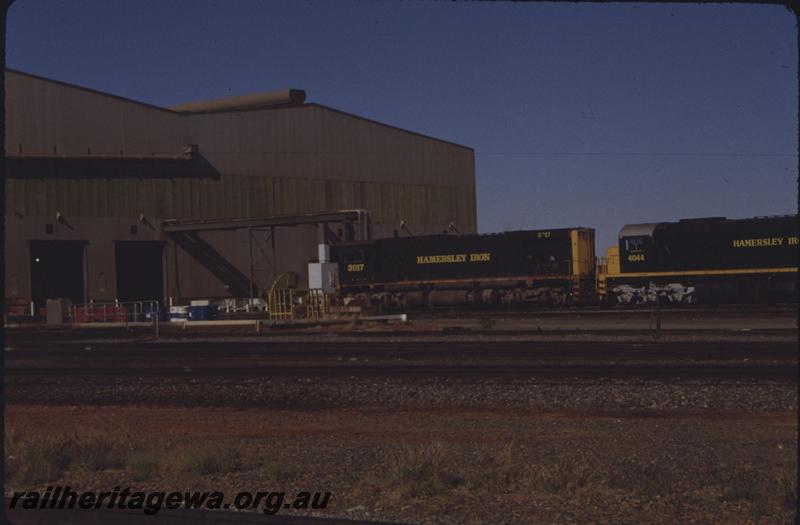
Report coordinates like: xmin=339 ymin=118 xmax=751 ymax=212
xmin=268 ymin=273 xmax=296 ymax=320
xmin=267 ymin=273 xmax=330 ymax=320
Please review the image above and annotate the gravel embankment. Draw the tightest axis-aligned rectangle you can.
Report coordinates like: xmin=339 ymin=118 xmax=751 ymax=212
xmin=5 ymin=375 xmax=796 ymax=412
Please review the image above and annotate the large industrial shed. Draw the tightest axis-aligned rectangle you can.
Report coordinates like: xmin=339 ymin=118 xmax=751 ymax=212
xmin=4 ymin=69 xmax=476 ymax=312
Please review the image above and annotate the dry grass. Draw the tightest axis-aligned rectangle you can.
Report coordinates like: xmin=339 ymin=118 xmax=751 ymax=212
xmin=128 ymin=454 xmax=162 ymax=482
xmin=73 ymin=431 xmax=131 ymax=471
xmin=607 ymin=458 xmax=797 ymax=520
xmin=261 ymin=463 xmax=297 ymax=483
xmin=607 ymin=459 xmax=671 ymax=497
xmin=123 ymin=440 xmax=249 ymax=481
xmin=380 ymin=443 xmax=465 ymax=499
xmin=532 ymin=456 xmax=603 ymax=495
xmin=376 ymin=445 xmax=612 ymax=500
xmin=6 ymin=418 xmax=795 ymax=524
xmin=5 ymin=427 xmax=75 ymax=485
xmin=470 ymin=443 xmax=526 ymax=493
xmin=777 ymin=472 xmax=797 ymax=512
xmin=717 ymin=466 xmax=798 ymax=519
xmin=720 ymin=467 xmax=764 ymax=503
xmin=377 ymin=443 xmax=607 ymax=500
xmin=170 ymin=442 xmax=244 ymax=477
xmin=5 ymin=417 xmax=141 ymax=487
xmin=5 ymin=424 xmax=251 ymax=486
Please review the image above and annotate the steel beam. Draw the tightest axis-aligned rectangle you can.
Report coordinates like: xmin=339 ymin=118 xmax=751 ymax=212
xmin=162 ymin=211 xmax=366 ymax=232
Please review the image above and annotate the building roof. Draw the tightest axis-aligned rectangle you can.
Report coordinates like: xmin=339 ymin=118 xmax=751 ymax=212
xmin=5 ymin=68 xmax=473 ymax=151
xmin=5 ymin=68 xmax=177 ymax=115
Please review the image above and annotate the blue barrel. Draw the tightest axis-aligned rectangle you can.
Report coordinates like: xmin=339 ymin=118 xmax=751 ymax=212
xmin=143 ymin=304 xmax=167 ymax=321
xmin=188 ymin=305 xmax=217 ymax=320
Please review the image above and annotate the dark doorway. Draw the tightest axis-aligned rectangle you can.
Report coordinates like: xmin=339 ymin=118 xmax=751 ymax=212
xmin=30 ymin=241 xmax=86 ymax=311
xmin=115 ymin=241 xmax=164 ymax=302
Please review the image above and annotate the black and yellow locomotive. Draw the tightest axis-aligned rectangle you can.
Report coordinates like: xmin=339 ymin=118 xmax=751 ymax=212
xmin=330 ymin=227 xmax=596 ymax=309
xmin=600 ymin=215 xmax=798 ymax=304
xmin=328 ymin=214 xmax=797 ymax=309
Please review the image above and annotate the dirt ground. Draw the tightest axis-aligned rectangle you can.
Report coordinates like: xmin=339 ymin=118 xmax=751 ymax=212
xmin=5 ymin=312 xmax=797 ymax=524
xmin=5 ymin=402 xmax=797 ymax=525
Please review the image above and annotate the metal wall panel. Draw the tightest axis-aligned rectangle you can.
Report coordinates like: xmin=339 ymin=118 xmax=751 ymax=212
xmin=178 ymin=105 xmax=475 ymax=188
xmin=5 ymin=71 xmax=185 ymax=156
xmin=5 ymin=70 xmax=477 ymax=301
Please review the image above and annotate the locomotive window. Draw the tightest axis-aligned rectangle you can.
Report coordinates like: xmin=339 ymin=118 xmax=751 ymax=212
xmin=342 ymin=249 xmax=364 ymax=262
xmin=625 ymin=237 xmax=645 ymax=252
xmin=529 ymin=254 xmax=561 ymax=273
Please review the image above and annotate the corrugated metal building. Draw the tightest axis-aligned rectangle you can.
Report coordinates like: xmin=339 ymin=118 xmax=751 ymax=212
xmin=4 ymin=69 xmax=476 ymax=310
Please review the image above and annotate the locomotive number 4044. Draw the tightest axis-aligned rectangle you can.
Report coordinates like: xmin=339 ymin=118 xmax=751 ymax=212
xmin=628 ymin=253 xmax=645 ymax=262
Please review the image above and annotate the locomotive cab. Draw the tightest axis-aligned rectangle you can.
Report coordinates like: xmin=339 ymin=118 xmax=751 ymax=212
xmin=618 ymin=223 xmax=660 ymax=273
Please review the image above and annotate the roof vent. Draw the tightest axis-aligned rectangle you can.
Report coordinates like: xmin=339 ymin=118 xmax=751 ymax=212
xmin=170 ymin=89 xmax=306 ymax=114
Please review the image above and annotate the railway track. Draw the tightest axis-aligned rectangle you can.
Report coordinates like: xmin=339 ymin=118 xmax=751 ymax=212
xmin=6 ymin=363 xmax=796 ymax=380
xmin=5 ymin=339 xmax=798 ymax=358
xmin=5 ymin=340 xmax=797 ymax=381
xmin=4 ymin=328 xmax=798 ymax=344
xmin=407 ymin=304 xmax=799 ymax=318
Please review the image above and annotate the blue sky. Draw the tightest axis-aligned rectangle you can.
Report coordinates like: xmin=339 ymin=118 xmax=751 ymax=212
xmin=7 ymin=1 xmax=797 ymax=250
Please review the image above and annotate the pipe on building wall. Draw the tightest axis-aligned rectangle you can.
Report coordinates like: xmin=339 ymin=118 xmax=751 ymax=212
xmin=339 ymin=209 xmax=371 ymax=240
